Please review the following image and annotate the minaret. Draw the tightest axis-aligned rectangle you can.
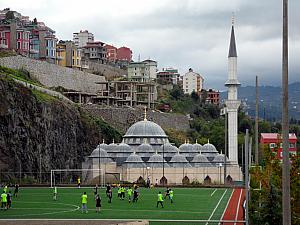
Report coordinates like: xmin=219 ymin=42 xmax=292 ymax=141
xmin=225 ymin=16 xmax=241 ymax=164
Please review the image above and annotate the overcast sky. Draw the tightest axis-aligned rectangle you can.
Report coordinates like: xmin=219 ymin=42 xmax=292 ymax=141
xmin=1 ymin=0 xmax=299 ymax=90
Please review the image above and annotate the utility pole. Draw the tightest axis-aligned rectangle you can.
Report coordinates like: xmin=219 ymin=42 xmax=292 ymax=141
xmin=244 ymin=129 xmax=249 ymax=225
xmin=255 ymin=75 xmax=259 ymax=165
xmin=282 ymin=0 xmax=291 ymax=224
xmin=224 ymin=109 xmax=227 ymax=184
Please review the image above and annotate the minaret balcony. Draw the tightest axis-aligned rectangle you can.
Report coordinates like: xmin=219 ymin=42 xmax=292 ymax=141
xmin=225 ymin=79 xmax=241 ymax=86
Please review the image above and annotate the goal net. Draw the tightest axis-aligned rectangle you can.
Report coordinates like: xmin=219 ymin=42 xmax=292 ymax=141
xmin=50 ymin=168 xmax=105 ymax=187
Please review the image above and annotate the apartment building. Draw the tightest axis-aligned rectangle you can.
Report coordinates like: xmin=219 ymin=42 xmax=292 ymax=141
xmin=182 ymin=68 xmax=204 ymax=95
xmin=127 ymin=59 xmax=157 ymax=82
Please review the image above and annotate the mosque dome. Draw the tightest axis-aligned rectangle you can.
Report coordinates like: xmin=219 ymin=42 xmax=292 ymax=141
xmin=124 ymin=120 xmax=167 ymax=138
xmin=89 ymin=147 xmax=113 ymax=163
xmin=125 ymin=152 xmax=144 ymax=163
xmin=169 ymin=152 xmax=189 ymax=163
xmin=124 ymin=152 xmax=145 ymax=168
xmin=202 ymin=141 xmax=218 ymax=154
xmin=136 ymin=143 xmax=155 ymax=153
xmin=192 ymin=142 xmax=203 ymax=152
xmin=159 ymin=143 xmax=178 ymax=153
xmin=99 ymin=141 xmax=108 ymax=150
xmin=106 ymin=142 xmax=119 ymax=152
xmin=179 ymin=142 xmax=197 ymax=153
xmin=147 ymin=152 xmax=167 ymax=163
xmin=116 ymin=142 xmax=132 ymax=152
xmin=89 ymin=147 xmax=109 ymax=158
xmin=212 ymin=154 xmax=229 ymax=163
xmin=192 ymin=153 xmax=212 ymax=167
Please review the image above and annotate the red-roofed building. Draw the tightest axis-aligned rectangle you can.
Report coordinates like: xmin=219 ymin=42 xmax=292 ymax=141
xmin=117 ymin=46 xmax=132 ymax=62
xmin=260 ymin=133 xmax=297 ymax=159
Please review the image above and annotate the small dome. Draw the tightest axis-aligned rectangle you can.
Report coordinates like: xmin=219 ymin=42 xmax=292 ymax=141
xmin=89 ymin=147 xmax=109 ymax=158
xmin=124 ymin=120 xmax=167 ymax=138
xmin=212 ymin=154 xmax=229 ymax=163
xmin=136 ymin=143 xmax=155 ymax=153
xmin=125 ymin=152 xmax=144 ymax=163
xmin=202 ymin=142 xmax=218 ymax=154
xmin=99 ymin=142 xmax=108 ymax=150
xmin=192 ymin=153 xmax=210 ymax=163
xmin=116 ymin=143 xmax=132 ymax=152
xmin=106 ymin=143 xmax=118 ymax=152
xmin=159 ymin=143 xmax=178 ymax=153
xmin=179 ymin=142 xmax=197 ymax=153
xmin=147 ymin=152 xmax=167 ymax=163
xmin=192 ymin=143 xmax=203 ymax=152
xmin=169 ymin=153 xmax=189 ymax=163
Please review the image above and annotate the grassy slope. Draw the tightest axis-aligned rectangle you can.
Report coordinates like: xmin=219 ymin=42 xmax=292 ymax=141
xmin=0 ymin=187 xmax=232 ymax=222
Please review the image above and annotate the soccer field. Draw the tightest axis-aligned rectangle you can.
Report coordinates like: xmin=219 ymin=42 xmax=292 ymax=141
xmin=0 ymin=187 xmax=233 ymax=224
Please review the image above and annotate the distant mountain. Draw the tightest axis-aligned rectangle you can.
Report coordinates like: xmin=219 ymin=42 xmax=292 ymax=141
xmin=220 ymin=82 xmax=300 ymax=121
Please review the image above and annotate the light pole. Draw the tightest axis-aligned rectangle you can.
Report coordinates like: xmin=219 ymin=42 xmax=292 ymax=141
xmin=220 ymin=107 xmax=227 ymax=184
xmin=162 ymin=140 xmax=165 ymax=186
xmin=218 ymin=163 xmax=223 ymax=184
xmin=282 ymin=0 xmax=291 ymax=224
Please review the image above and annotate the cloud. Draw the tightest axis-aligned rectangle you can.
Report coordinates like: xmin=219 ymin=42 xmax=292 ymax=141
xmin=1 ymin=0 xmax=299 ymax=89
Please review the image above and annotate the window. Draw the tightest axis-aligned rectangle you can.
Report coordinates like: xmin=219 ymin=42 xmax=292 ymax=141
xmin=269 ymin=143 xmax=275 ymax=148
xmin=289 ymin=143 xmax=295 ymax=148
xmin=17 ymin=42 xmax=21 ymax=49
xmin=77 ymin=59 xmax=79 ymax=65
xmin=72 ymin=50 xmax=75 ymax=57
xmin=72 ymin=59 xmax=75 ymax=65
xmin=17 ymin=32 xmax=21 ymax=39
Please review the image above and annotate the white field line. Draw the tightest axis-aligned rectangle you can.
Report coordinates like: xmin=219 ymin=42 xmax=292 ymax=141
xmin=220 ymin=188 xmax=234 ymax=223
xmin=205 ymin=189 xmax=228 ymax=225
xmin=5 ymin=201 xmax=79 ymax=217
xmin=234 ymin=189 xmax=243 ymax=225
xmin=211 ymin=189 xmax=217 ymax=197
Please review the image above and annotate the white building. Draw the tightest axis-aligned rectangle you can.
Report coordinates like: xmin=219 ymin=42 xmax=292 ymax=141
xmin=127 ymin=59 xmax=157 ymax=82
xmin=73 ymin=30 xmax=94 ymax=48
xmin=182 ymin=68 xmax=204 ymax=95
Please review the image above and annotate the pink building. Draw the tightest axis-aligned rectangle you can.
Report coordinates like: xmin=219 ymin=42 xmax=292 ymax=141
xmin=0 ymin=25 xmax=11 ymax=48
xmin=16 ymin=28 xmax=30 ymax=56
xmin=117 ymin=46 xmax=132 ymax=62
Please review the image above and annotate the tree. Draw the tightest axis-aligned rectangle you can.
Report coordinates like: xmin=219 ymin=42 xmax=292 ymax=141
xmin=191 ymin=91 xmax=199 ymax=101
xmin=5 ymin=11 xmax=15 ymax=20
xmin=169 ymin=85 xmax=183 ymax=100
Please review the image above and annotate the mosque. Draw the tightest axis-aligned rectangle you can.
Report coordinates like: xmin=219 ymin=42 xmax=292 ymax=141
xmin=82 ymin=21 xmax=243 ymax=185
xmin=82 ymin=109 xmax=242 ymax=185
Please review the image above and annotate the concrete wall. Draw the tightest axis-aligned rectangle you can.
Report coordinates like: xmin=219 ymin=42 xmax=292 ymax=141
xmin=0 ymin=55 xmax=105 ymax=94
xmin=82 ymin=105 xmax=190 ymax=133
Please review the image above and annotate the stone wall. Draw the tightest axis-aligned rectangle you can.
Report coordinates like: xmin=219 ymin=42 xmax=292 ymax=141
xmin=0 ymin=55 xmax=105 ymax=94
xmin=83 ymin=105 xmax=190 ymax=133
xmin=86 ymin=61 xmax=127 ymax=80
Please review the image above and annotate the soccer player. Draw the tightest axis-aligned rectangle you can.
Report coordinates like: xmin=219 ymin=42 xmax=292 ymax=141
xmin=169 ymin=189 xmax=174 ymax=203
xmin=106 ymin=183 xmax=111 ymax=197
xmin=3 ymin=185 xmax=8 ymax=194
xmin=132 ymin=186 xmax=139 ymax=203
xmin=81 ymin=192 xmax=88 ymax=213
xmin=7 ymin=191 xmax=12 ymax=208
xmin=1 ymin=191 xmax=7 ymax=210
xmin=13 ymin=184 xmax=19 ymax=198
xmin=53 ymin=186 xmax=57 ymax=201
xmin=157 ymin=191 xmax=164 ymax=208
xmin=108 ymin=189 xmax=112 ymax=203
xmin=94 ymin=184 xmax=98 ymax=197
xmin=127 ymin=186 xmax=133 ymax=203
xmin=117 ymin=186 xmax=121 ymax=200
xmin=95 ymin=194 xmax=101 ymax=213
xmin=165 ymin=187 xmax=170 ymax=199
xmin=77 ymin=177 xmax=81 ymax=189
xmin=120 ymin=186 xmax=125 ymax=200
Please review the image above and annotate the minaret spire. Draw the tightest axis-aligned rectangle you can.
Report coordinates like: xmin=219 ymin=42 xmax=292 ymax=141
xmin=228 ymin=14 xmax=237 ymax=58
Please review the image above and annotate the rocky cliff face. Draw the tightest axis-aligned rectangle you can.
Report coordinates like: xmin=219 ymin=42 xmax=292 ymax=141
xmin=0 ymin=74 xmax=118 ymax=180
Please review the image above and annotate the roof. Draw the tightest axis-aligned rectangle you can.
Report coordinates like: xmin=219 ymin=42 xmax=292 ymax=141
xmin=228 ymin=26 xmax=237 ymax=57
xmin=261 ymin=133 xmax=297 ymax=140
xmin=124 ymin=120 xmax=167 ymax=138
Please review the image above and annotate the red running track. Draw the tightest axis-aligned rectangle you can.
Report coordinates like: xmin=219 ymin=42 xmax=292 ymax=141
xmin=222 ymin=188 xmax=245 ymax=225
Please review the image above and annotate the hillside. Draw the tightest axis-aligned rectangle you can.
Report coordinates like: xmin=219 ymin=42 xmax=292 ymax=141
xmin=0 ymin=67 xmax=121 ymax=182
xmin=221 ymin=82 xmax=300 ymax=121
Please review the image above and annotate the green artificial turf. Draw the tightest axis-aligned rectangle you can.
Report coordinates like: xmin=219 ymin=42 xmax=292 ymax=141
xmin=0 ymin=187 xmax=232 ymax=223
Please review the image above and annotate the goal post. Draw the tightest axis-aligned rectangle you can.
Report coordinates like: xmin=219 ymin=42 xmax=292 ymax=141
xmin=50 ymin=168 xmax=104 ymax=187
